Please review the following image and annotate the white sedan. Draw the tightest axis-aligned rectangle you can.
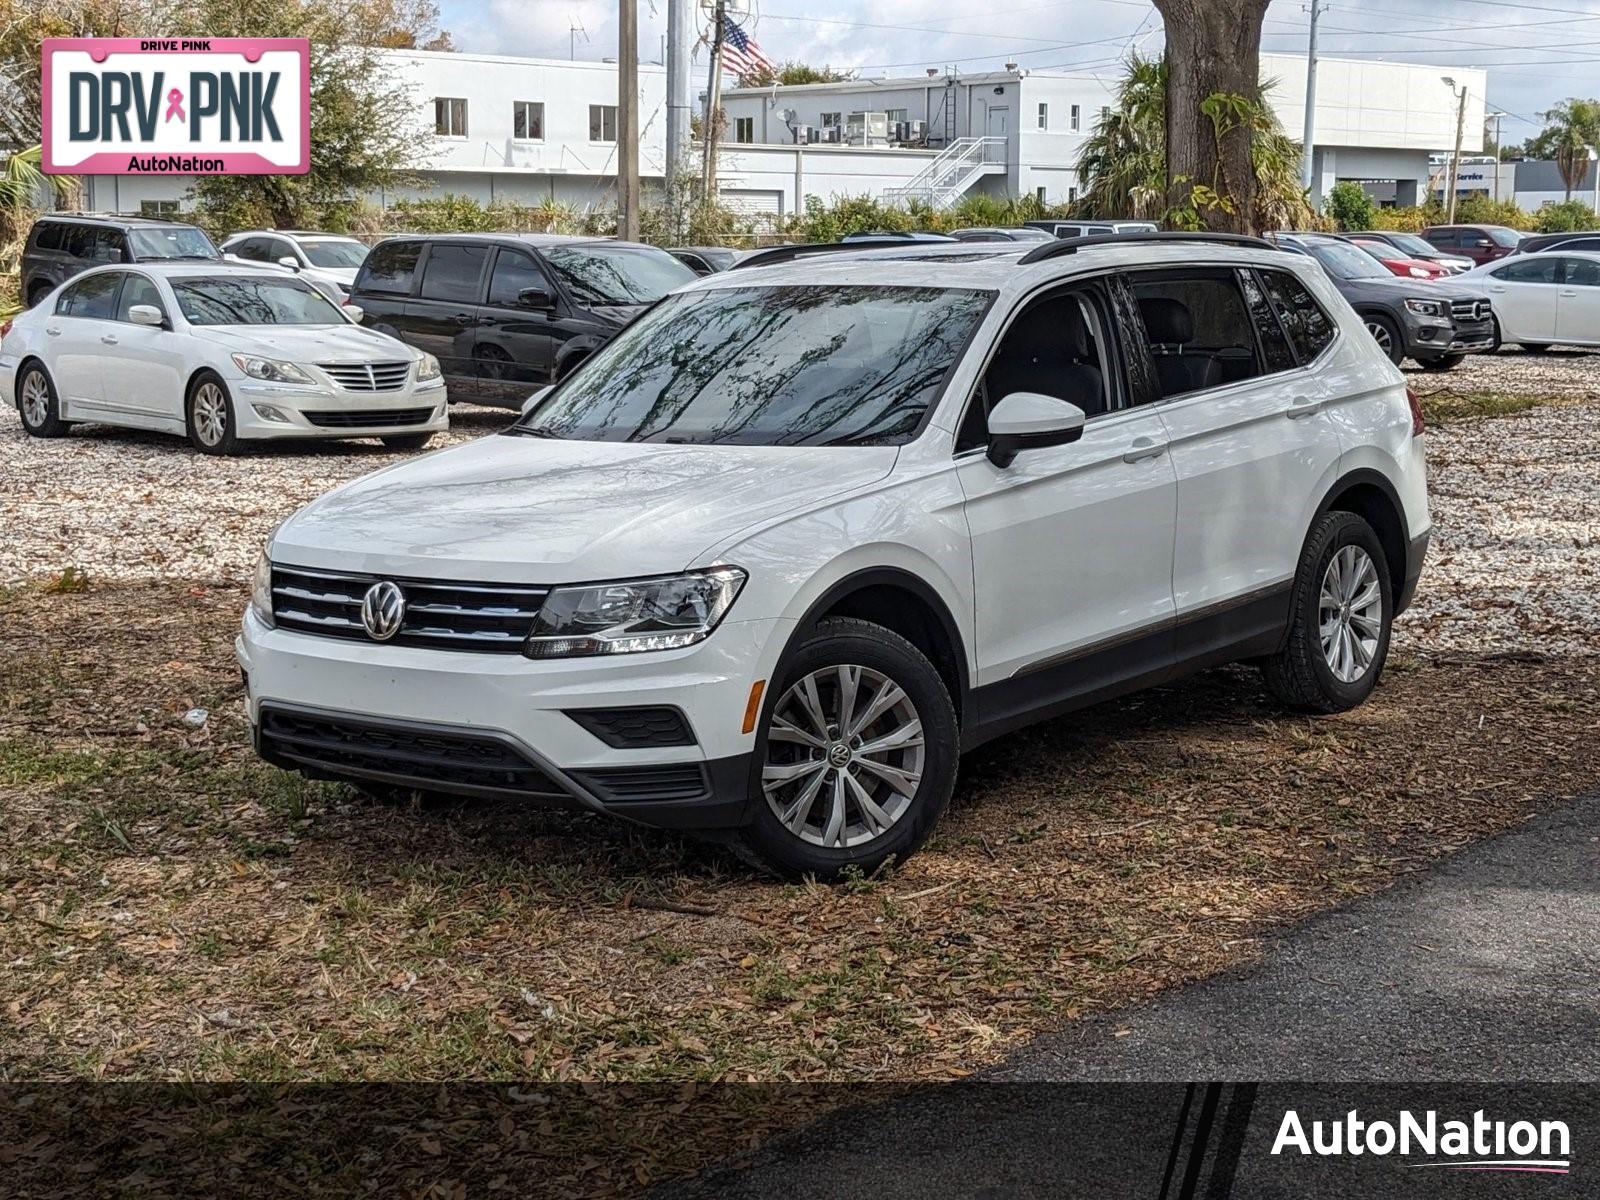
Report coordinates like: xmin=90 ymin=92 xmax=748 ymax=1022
xmin=1457 ymin=249 xmax=1600 ymax=352
xmin=3 ymin=263 xmax=447 ymax=454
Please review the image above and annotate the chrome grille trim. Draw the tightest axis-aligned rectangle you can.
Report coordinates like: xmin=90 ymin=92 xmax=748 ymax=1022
xmin=318 ymin=361 xmax=413 ymax=392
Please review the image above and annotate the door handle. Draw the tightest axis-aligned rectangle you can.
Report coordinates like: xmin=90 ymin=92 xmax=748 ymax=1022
xmin=1489 ymin=285 xmax=1506 ymax=293
xmin=1286 ymin=395 xmax=1323 ymax=420
xmin=46 ymin=327 xmax=61 ymax=337
xmin=100 ymin=334 xmax=119 ymax=345
xmin=1122 ymin=437 xmax=1168 ymax=463
xmin=452 ymin=313 xmax=473 ymax=325
xmin=1559 ymin=290 xmax=1577 ymax=298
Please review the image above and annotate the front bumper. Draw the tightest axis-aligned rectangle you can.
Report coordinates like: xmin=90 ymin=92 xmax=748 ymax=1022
xmin=236 ymin=609 xmax=790 ymax=830
xmin=1402 ymin=313 xmax=1494 ymax=358
xmin=232 ymin=379 xmax=449 ymax=440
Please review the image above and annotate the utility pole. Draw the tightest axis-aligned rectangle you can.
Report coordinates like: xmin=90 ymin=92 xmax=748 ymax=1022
xmin=618 ymin=0 xmax=640 ymax=241
xmin=666 ymin=0 xmax=691 ymax=196
xmin=1488 ymin=110 xmax=1506 ymax=202
xmin=1443 ymin=76 xmax=1467 ymax=224
xmin=1299 ymin=0 xmax=1324 ymax=198
xmin=700 ymin=0 xmax=726 ymax=202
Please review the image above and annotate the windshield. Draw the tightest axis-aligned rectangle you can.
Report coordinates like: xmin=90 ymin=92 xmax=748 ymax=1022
xmin=172 ymin=276 xmax=348 ymax=326
xmin=1308 ymin=241 xmax=1389 ymax=281
xmin=1489 ymin=227 xmax=1522 ymax=248
xmin=1388 ymin=233 xmax=1442 ymax=258
xmin=300 ymin=239 xmax=370 ymax=269
xmin=515 ymin=284 xmax=992 ymax=447
xmin=541 ymin=243 xmax=697 ymax=306
xmin=129 ymin=226 xmax=218 ymax=260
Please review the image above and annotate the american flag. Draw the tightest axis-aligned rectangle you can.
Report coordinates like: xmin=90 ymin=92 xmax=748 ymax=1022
xmin=721 ymin=19 xmax=774 ymax=78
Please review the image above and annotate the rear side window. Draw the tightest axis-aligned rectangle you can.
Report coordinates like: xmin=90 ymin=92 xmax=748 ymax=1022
xmin=360 ymin=241 xmax=423 ymax=294
xmin=56 ymin=272 xmax=122 ymax=319
xmin=1426 ymin=230 xmax=1457 ymax=248
xmin=32 ymin=222 xmax=63 ymax=251
xmin=419 ymin=244 xmax=489 ymax=302
xmin=1490 ymin=258 xmax=1559 ymax=284
xmin=1260 ymin=270 xmax=1336 ymax=364
xmin=1128 ymin=269 xmax=1271 ymax=397
xmin=1237 ymin=270 xmax=1297 ymax=374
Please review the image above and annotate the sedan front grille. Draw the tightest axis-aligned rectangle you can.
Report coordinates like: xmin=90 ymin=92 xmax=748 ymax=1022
xmin=319 ymin=361 xmax=413 ymax=392
xmin=270 ymin=564 xmax=549 ymax=652
xmin=302 ymin=407 xmax=432 ymax=429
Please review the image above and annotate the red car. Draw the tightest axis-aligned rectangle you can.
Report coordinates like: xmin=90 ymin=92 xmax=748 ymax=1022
xmin=1348 ymin=237 xmax=1449 ymax=281
xmin=1421 ymin=224 xmax=1522 ymax=265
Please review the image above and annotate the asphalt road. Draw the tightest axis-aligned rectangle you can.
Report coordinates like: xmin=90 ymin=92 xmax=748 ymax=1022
xmin=657 ymin=793 xmax=1600 ymax=1199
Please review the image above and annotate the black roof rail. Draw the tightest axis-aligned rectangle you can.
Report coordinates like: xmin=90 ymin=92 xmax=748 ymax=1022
xmin=730 ymin=239 xmax=937 ymax=271
xmin=1017 ymin=231 xmax=1275 ymax=265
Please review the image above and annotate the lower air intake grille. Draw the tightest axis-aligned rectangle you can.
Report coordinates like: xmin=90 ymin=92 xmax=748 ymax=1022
xmin=570 ymin=764 xmax=711 ymax=804
xmin=302 ymin=407 xmax=432 ymax=429
xmin=565 ymin=707 xmax=696 ymax=748
xmin=259 ymin=708 xmax=568 ymax=799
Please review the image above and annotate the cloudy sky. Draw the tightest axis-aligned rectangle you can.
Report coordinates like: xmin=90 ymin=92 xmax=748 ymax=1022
xmin=437 ymin=0 xmax=1600 ymax=144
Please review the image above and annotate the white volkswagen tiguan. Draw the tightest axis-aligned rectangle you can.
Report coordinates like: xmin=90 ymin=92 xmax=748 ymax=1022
xmin=238 ymin=235 xmax=1431 ymax=878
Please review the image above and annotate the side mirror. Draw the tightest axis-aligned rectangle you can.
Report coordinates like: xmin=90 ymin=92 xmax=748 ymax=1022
xmin=277 ymin=255 xmax=301 ymax=271
xmin=127 ymin=304 xmax=164 ymax=327
xmin=342 ymin=303 xmax=364 ymax=324
xmin=518 ymin=287 xmax=555 ymax=310
xmin=986 ymin=391 xmax=1087 ymax=468
xmin=521 ymin=385 xmax=553 ymax=416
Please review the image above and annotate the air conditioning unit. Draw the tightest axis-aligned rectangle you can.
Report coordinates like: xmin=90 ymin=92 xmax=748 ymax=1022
xmin=824 ymin=127 xmax=842 ymax=143
xmin=906 ymin=120 xmax=926 ymax=144
xmin=890 ymin=121 xmax=909 ymax=143
xmin=808 ymin=127 xmax=821 ymax=143
xmin=846 ymin=111 xmax=890 ymax=147
xmin=791 ymin=124 xmax=810 ymax=145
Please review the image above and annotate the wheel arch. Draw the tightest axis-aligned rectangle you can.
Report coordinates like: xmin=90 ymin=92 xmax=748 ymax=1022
xmin=13 ymin=354 xmax=49 ymax=405
xmin=1313 ymin=469 xmax=1409 ymax=605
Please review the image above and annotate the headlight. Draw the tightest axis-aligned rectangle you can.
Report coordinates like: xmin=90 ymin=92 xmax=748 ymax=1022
xmin=1404 ymin=298 xmax=1447 ymax=317
xmin=523 ymin=566 xmax=746 ymax=658
xmin=250 ymin=551 xmax=275 ymax=628
xmin=417 ymin=353 xmax=442 ymax=381
xmin=232 ymin=353 xmax=312 ymax=384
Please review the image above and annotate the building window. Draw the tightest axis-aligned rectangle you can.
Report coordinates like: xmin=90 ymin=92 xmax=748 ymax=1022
xmin=434 ymin=97 xmax=467 ymax=137
xmin=139 ymin=199 xmax=179 ymax=217
xmin=513 ymin=101 xmax=544 ymax=140
xmin=1036 ymin=186 xmax=1047 ymax=202
xmin=589 ymin=104 xmax=617 ymax=141
xmin=734 ymin=117 xmax=754 ymax=143
xmin=1068 ymin=186 xmax=1078 ymax=203
xmin=821 ymin=112 xmax=841 ymax=128
xmin=885 ymin=108 xmax=907 ymax=124
xmin=1100 ymin=105 xmax=1110 ymax=123
xmin=1037 ymin=103 xmax=1048 ymax=130
xmin=1070 ymin=104 xmax=1080 ymax=132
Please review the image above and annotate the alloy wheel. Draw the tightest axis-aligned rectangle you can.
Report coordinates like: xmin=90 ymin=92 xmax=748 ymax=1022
xmin=1364 ymin=319 xmax=1394 ymax=357
xmin=762 ymin=664 xmax=925 ymax=849
xmin=20 ymin=372 xmax=49 ymax=428
xmin=1319 ymin=545 xmax=1383 ymax=684
xmin=193 ymin=382 xmax=228 ymax=446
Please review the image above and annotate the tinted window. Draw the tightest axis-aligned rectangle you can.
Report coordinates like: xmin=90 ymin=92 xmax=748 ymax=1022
xmin=1561 ymin=258 xmax=1600 ymax=287
xmin=487 ymin=249 xmax=551 ymax=307
xmin=360 ymin=241 xmax=423 ymax=294
xmin=230 ymin=237 xmax=269 ymax=262
xmin=1490 ymin=258 xmax=1560 ymax=284
xmin=171 ymin=276 xmax=345 ymax=326
xmin=541 ymin=243 xmax=696 ymax=306
xmin=1131 ymin=270 xmax=1269 ymax=396
xmin=56 ymin=272 xmax=122 ymax=319
xmin=1261 ymin=270 xmax=1336 ymax=363
xmin=519 ymin=285 xmax=992 ymax=447
xmin=33 ymin=222 xmax=63 ymax=251
xmin=1425 ymin=230 xmax=1457 ymax=248
xmin=127 ymin=226 xmax=217 ymax=259
xmin=115 ymin=273 xmax=165 ymax=321
xmin=61 ymin=224 xmax=98 ymax=260
xmin=1238 ymin=270 xmax=1297 ymax=374
xmin=417 ymin=244 xmax=488 ymax=303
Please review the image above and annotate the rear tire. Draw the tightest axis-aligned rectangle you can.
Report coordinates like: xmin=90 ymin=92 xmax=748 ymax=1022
xmin=1364 ymin=314 xmax=1404 ymax=365
xmin=185 ymin=371 xmax=241 ymax=455
xmin=732 ymin=616 xmax=958 ymax=881
xmin=1261 ymin=512 xmax=1393 ymax=714
xmin=381 ymin=432 xmax=434 ymax=451
xmin=16 ymin=362 xmax=69 ymax=438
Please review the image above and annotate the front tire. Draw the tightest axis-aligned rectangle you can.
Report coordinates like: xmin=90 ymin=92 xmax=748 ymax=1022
xmin=16 ymin=363 xmax=69 ymax=438
xmin=734 ymin=617 xmax=958 ymax=880
xmin=1364 ymin=314 xmax=1404 ymax=365
xmin=1261 ymin=512 xmax=1393 ymax=714
xmin=1521 ymin=343 xmax=1551 ymax=354
xmin=186 ymin=372 xmax=241 ymax=455
xmin=381 ymin=432 xmax=434 ymax=451
xmin=1416 ymin=354 xmax=1463 ymax=372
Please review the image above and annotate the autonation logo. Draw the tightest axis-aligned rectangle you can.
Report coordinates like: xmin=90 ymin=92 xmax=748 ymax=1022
xmin=1273 ymin=1109 xmax=1572 ymax=1174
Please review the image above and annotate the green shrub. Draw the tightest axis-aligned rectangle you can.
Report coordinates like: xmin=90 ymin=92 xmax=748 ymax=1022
xmin=1533 ymin=198 xmax=1600 ymax=233
xmin=1325 ymin=181 xmax=1376 ymax=231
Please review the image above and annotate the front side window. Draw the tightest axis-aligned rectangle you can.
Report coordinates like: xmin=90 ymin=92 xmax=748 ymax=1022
xmin=56 ymin=271 xmax=122 ymax=319
xmin=540 ymin=243 xmax=696 ymax=306
xmin=1260 ymin=269 xmax=1336 ymax=363
xmin=589 ymin=104 xmax=618 ymax=141
xmin=488 ymin=249 xmax=551 ymax=307
xmin=1130 ymin=269 xmax=1269 ymax=397
xmin=1559 ymin=257 xmax=1600 ymax=286
xmin=435 ymin=97 xmax=467 ymax=137
xmin=127 ymin=225 xmax=217 ymax=260
xmin=518 ymin=284 xmax=992 ymax=447
xmin=171 ymin=276 xmax=346 ymax=326
xmin=418 ymin=243 xmax=489 ymax=302
xmin=513 ymin=100 xmax=545 ymax=140
xmin=360 ymin=240 xmax=423 ymax=294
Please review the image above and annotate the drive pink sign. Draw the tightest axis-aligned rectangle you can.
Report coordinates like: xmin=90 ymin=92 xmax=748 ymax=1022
xmin=42 ymin=38 xmax=309 ymax=175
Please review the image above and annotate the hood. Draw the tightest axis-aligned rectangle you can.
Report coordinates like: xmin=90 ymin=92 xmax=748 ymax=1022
xmin=190 ymin=323 xmax=415 ymax=363
xmin=1339 ymin=275 xmax=1486 ymax=303
xmin=270 ymin=434 xmax=899 ymax=583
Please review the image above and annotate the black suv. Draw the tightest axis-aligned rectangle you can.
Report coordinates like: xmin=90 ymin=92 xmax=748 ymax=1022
xmin=1269 ymin=232 xmax=1494 ymax=371
xmin=1508 ymin=231 xmax=1600 ymax=256
xmin=21 ymin=215 xmax=219 ymax=307
xmin=349 ymin=233 xmax=697 ymax=408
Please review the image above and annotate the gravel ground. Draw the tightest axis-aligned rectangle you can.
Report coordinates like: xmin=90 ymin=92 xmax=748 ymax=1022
xmin=3 ymin=353 xmax=1598 ymax=658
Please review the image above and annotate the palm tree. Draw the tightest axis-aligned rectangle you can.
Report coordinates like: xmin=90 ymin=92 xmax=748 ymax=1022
xmin=1075 ymin=52 xmax=1312 ymax=231
xmin=1537 ymin=99 xmax=1600 ymax=202
xmin=0 ymin=145 xmax=76 ymax=270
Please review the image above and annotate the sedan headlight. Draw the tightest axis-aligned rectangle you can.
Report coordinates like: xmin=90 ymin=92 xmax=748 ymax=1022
xmin=523 ymin=566 xmax=746 ymax=658
xmin=250 ymin=551 xmax=275 ymax=629
xmin=232 ymin=353 xmax=313 ymax=385
xmin=1404 ymin=298 xmax=1447 ymax=317
xmin=417 ymin=352 xmax=442 ymax=381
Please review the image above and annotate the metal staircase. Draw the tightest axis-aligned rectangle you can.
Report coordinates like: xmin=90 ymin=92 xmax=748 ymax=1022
xmin=883 ymin=137 xmax=1007 ymax=209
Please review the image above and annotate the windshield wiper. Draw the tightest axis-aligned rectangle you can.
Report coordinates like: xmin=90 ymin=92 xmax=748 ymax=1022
xmin=505 ymin=425 xmax=563 ymax=439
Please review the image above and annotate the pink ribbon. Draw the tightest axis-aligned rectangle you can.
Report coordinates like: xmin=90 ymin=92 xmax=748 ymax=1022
xmin=164 ymin=88 xmax=185 ymax=123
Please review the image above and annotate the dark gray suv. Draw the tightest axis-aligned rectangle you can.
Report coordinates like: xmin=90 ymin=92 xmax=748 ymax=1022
xmin=21 ymin=215 xmax=219 ymax=307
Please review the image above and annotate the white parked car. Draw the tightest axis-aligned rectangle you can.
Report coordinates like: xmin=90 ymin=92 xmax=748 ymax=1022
xmin=4 ymin=263 xmax=447 ymax=454
xmin=239 ymin=235 xmax=1431 ymax=878
xmin=221 ymin=230 xmax=370 ymax=296
xmin=1457 ymin=250 xmax=1600 ymax=352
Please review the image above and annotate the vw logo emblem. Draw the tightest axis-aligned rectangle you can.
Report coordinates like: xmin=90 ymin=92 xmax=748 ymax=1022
xmin=360 ymin=581 xmax=406 ymax=641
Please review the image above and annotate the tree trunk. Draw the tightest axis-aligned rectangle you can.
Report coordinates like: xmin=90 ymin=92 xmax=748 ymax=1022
xmin=1153 ymin=0 xmax=1272 ymax=233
